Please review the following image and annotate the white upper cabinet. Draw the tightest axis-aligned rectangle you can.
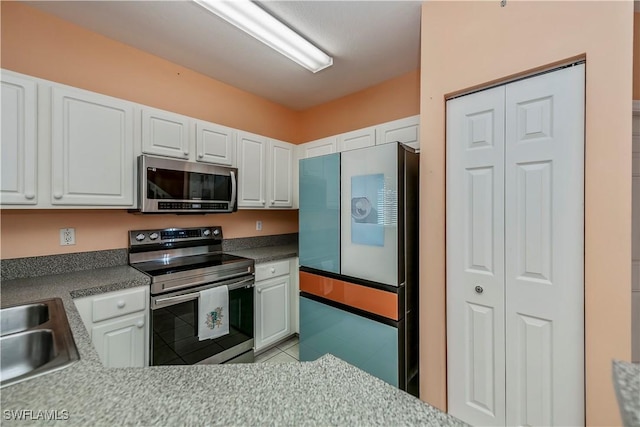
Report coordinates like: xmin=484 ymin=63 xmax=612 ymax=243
xmin=376 ymin=115 xmax=420 ymax=151
xmin=298 ymin=136 xmax=337 ymax=159
xmin=141 ymin=107 xmax=190 ymax=160
xmin=267 ymin=139 xmax=294 ymax=208
xmin=236 ymin=132 xmax=294 ymax=209
xmin=237 ymin=131 xmax=267 ymax=208
xmin=1 ymin=71 xmax=38 ymax=205
xmin=51 ymin=85 xmax=135 ymax=206
xmin=195 ymin=120 xmax=235 ymax=166
xmin=337 ymin=126 xmax=376 ymax=152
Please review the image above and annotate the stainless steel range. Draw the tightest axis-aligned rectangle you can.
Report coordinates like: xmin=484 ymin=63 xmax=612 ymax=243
xmin=129 ymin=226 xmax=255 ymax=365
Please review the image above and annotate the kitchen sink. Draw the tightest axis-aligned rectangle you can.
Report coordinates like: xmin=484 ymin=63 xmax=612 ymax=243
xmin=0 ymin=298 xmax=79 ymax=388
xmin=0 ymin=303 xmax=49 ymax=336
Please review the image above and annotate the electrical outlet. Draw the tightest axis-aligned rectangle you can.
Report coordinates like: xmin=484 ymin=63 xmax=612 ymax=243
xmin=60 ymin=228 xmax=76 ymax=246
xmin=256 ymin=221 xmax=262 ymax=231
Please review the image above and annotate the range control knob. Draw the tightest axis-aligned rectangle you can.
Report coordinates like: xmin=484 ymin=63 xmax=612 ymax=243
xmin=135 ymin=233 xmax=146 ymax=242
xmin=212 ymin=228 xmax=221 ymax=237
xmin=203 ymin=229 xmax=212 ymax=237
xmin=149 ymin=232 xmax=159 ymax=240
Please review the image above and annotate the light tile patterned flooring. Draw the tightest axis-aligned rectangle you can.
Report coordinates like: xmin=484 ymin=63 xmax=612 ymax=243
xmin=254 ymin=335 xmax=299 ymax=364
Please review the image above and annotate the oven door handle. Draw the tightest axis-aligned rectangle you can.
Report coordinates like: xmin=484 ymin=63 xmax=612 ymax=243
xmin=153 ymin=277 xmax=254 ymax=306
xmin=228 ymin=277 xmax=254 ymax=290
xmin=154 ymin=292 xmax=200 ymax=306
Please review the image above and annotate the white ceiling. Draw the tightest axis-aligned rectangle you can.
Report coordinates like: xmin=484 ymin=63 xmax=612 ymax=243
xmin=24 ymin=0 xmax=422 ymax=111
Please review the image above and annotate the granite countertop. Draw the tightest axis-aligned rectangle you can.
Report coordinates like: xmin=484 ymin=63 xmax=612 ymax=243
xmin=0 ymin=261 xmax=464 ymax=426
xmin=613 ymin=360 xmax=640 ymax=426
xmin=227 ymin=243 xmax=298 ymax=264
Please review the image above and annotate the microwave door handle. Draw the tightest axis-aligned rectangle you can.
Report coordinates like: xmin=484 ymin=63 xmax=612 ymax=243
xmin=230 ymin=170 xmax=237 ymax=210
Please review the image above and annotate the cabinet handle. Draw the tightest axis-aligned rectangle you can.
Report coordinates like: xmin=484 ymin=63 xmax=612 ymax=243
xmin=117 ymin=300 xmax=126 ymax=308
xmin=257 ymin=288 xmax=263 ymax=294
xmin=25 ymin=193 xmax=35 ymax=200
xmin=136 ymin=320 xmax=144 ymax=328
xmin=53 ymin=192 xmax=63 ymax=200
xmin=270 ymin=267 xmax=276 ymax=273
xmin=183 ymin=150 xmax=189 ymax=156
xmin=270 ymin=200 xmax=275 ymax=205
xmin=198 ymin=153 xmax=204 ymax=159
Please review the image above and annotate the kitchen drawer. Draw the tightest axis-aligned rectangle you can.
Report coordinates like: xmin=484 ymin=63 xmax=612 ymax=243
xmin=92 ymin=287 xmax=147 ymax=322
xmin=255 ymin=259 xmax=291 ymax=282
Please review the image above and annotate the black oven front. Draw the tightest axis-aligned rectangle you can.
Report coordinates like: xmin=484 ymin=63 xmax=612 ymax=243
xmin=150 ymin=276 xmax=254 ymax=365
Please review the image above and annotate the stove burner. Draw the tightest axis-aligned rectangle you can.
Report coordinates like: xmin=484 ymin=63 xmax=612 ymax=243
xmin=128 ymin=226 xmax=255 ymax=296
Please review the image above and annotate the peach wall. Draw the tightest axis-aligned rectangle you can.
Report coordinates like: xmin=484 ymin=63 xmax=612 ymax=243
xmin=298 ymin=69 xmax=420 ymax=142
xmin=0 ymin=2 xmax=300 ymax=143
xmin=0 ymin=1 xmax=421 ymax=261
xmin=634 ymin=13 xmax=639 ymax=99
xmin=420 ymin=2 xmax=632 ymax=426
xmin=0 ymin=210 xmax=298 ymax=259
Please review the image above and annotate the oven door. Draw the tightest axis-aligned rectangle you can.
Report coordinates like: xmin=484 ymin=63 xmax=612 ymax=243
xmin=150 ymin=276 xmax=254 ymax=365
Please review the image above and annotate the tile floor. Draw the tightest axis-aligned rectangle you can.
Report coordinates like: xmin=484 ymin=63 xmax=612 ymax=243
xmin=254 ymin=335 xmax=299 ymax=364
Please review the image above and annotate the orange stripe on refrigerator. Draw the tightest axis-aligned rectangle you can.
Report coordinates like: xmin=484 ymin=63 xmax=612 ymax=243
xmin=299 ymin=271 xmax=399 ymax=321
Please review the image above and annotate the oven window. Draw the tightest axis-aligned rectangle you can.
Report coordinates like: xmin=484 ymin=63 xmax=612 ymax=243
xmin=152 ymin=286 xmax=253 ymax=365
xmin=146 ymin=168 xmax=231 ymax=201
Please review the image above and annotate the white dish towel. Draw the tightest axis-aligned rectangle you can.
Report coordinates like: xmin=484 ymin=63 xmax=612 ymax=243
xmin=198 ymin=285 xmax=229 ymax=341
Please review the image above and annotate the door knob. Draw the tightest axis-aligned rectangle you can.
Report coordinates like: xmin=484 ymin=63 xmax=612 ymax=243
xmin=475 ymin=286 xmax=484 ymax=294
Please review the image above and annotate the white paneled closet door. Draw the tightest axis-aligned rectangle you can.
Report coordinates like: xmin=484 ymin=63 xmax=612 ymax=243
xmin=447 ymin=64 xmax=585 ymax=427
xmin=446 ymin=85 xmax=507 ymax=426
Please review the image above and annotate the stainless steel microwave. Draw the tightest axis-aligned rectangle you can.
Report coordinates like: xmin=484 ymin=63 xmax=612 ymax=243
xmin=135 ymin=155 xmax=237 ymax=214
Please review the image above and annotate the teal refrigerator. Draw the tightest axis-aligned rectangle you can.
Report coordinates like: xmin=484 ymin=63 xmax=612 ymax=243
xmin=298 ymin=142 xmax=419 ymax=396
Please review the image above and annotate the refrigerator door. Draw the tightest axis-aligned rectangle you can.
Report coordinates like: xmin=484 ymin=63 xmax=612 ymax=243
xmin=341 ymin=143 xmax=399 ymax=286
xmin=299 ymin=295 xmax=399 ymax=387
xmin=298 ymin=153 xmax=341 ymax=273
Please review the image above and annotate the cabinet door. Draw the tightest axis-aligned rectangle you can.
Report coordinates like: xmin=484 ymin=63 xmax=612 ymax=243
xmin=1 ymin=72 xmax=37 ymax=205
xmin=237 ymin=131 xmax=266 ymax=208
xmin=141 ymin=107 xmax=190 ymax=160
xmin=376 ymin=116 xmax=419 ymax=151
xmin=92 ymin=312 xmax=146 ymax=368
xmin=299 ymin=137 xmax=337 ymax=158
xmin=195 ymin=120 xmax=235 ymax=166
xmin=51 ymin=86 xmax=135 ymax=206
xmin=255 ymin=276 xmax=290 ymax=350
xmin=267 ymin=139 xmax=293 ymax=208
xmin=338 ymin=126 xmax=375 ymax=152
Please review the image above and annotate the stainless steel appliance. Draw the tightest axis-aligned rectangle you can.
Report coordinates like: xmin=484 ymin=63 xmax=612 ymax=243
xmin=134 ymin=155 xmax=237 ymax=214
xmin=128 ymin=226 xmax=255 ymax=365
xmin=298 ymin=142 xmax=419 ymax=396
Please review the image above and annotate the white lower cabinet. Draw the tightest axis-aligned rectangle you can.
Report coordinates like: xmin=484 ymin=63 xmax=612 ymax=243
xmin=92 ymin=312 xmax=146 ymax=368
xmin=254 ymin=259 xmax=293 ymax=351
xmin=74 ymin=286 xmax=149 ymax=368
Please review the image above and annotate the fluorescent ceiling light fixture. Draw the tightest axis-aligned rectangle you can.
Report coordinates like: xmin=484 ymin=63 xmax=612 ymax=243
xmin=194 ymin=0 xmax=333 ymax=73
